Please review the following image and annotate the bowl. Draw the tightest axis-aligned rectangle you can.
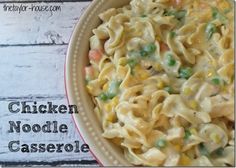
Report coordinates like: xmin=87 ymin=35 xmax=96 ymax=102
xmin=65 ymin=0 xmax=131 ymax=166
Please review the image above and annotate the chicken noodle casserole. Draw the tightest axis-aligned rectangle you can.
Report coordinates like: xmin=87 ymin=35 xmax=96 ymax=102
xmin=85 ymin=0 xmax=234 ymax=166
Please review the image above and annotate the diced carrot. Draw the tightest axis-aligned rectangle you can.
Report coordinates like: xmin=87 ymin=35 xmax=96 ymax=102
xmin=85 ymin=66 xmax=94 ymax=79
xmin=175 ymin=0 xmax=182 ymax=6
xmin=160 ymin=42 xmax=169 ymax=52
xmin=89 ymin=49 xmax=103 ymax=62
xmin=171 ymin=0 xmax=182 ymax=7
xmin=199 ymin=2 xmax=209 ymax=9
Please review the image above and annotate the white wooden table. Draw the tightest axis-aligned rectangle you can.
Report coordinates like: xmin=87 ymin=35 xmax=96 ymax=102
xmin=0 ymin=0 xmax=98 ymax=166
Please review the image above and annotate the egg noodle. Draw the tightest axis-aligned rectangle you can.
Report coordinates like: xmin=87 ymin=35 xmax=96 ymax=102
xmin=85 ymin=0 xmax=234 ymax=166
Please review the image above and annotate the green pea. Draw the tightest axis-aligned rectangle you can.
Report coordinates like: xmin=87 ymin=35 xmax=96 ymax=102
xmin=211 ymin=78 xmax=220 ymax=85
xmin=128 ymin=50 xmax=141 ymax=58
xmin=168 ymin=59 xmax=176 ymax=66
xmin=164 ymin=9 xmax=186 ymax=21
xmin=211 ymin=77 xmax=221 ymax=85
xmin=164 ymin=86 xmax=174 ymax=94
xmin=165 ymin=53 xmax=176 ymax=66
xmin=108 ymin=80 xmax=121 ymax=98
xmin=212 ymin=7 xmax=227 ymax=24
xmin=155 ymin=138 xmax=167 ymax=149
xmin=99 ymin=80 xmax=121 ymax=101
xmin=206 ymin=23 xmax=217 ymax=40
xmin=198 ymin=143 xmax=209 ymax=157
xmin=179 ymin=67 xmax=193 ymax=79
xmin=212 ymin=7 xmax=219 ymax=19
xmin=170 ymin=31 xmax=176 ymax=38
xmin=163 ymin=9 xmax=175 ymax=16
xmin=141 ymin=14 xmax=147 ymax=17
xmin=175 ymin=10 xmax=187 ymax=20
xmin=127 ymin=58 xmax=138 ymax=75
xmin=214 ymin=147 xmax=224 ymax=156
xmin=143 ymin=43 xmax=157 ymax=54
xmin=106 ymin=93 xmax=116 ymax=99
xmin=127 ymin=58 xmax=138 ymax=68
xmin=140 ymin=50 xmax=149 ymax=57
xmin=99 ymin=93 xmax=109 ymax=101
xmin=184 ymin=129 xmax=192 ymax=140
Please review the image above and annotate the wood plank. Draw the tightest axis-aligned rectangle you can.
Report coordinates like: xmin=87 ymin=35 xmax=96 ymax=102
xmin=0 ymin=160 xmax=98 ymax=166
xmin=0 ymin=0 xmax=91 ymax=2
xmin=0 ymin=1 xmax=90 ymax=45
xmin=0 ymin=45 xmax=67 ymax=97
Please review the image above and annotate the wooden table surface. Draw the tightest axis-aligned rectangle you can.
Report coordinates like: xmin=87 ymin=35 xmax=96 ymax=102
xmin=0 ymin=0 xmax=99 ymax=166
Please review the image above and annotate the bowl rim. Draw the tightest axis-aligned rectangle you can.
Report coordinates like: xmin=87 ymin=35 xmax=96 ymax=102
xmin=64 ymin=0 xmax=131 ymax=166
xmin=64 ymin=0 xmax=103 ymax=166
